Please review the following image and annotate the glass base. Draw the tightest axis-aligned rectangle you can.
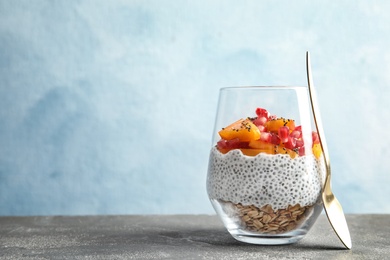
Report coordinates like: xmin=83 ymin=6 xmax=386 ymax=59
xmin=210 ymin=199 xmax=322 ymax=245
xmin=230 ymin=228 xmax=306 ymax=245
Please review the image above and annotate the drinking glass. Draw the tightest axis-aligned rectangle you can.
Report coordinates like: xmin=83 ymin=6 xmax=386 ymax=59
xmin=207 ymin=86 xmax=326 ymax=245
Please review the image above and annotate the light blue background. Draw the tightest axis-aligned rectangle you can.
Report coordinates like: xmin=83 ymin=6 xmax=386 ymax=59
xmin=1 ymin=1 xmax=389 ymax=215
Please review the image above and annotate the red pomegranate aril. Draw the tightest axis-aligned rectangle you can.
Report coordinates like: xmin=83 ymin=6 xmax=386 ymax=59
xmin=216 ymin=139 xmax=227 ymax=149
xmin=298 ymin=146 xmax=306 ymax=156
xmin=260 ymin=132 xmax=271 ymax=142
xmin=278 ymin=126 xmax=290 ymax=143
xmin=295 ymin=139 xmax=304 ymax=148
xmin=255 ymin=108 xmax=269 ymax=119
xmin=270 ymin=133 xmax=281 ymax=145
xmin=290 ymin=130 xmax=302 ymax=139
xmin=312 ymin=131 xmax=320 ymax=144
xmin=260 ymin=132 xmax=271 ymax=143
xmin=217 ymin=138 xmax=242 ymax=150
xmin=252 ymin=116 xmax=267 ymax=126
xmin=257 ymin=125 xmax=266 ymax=132
xmin=284 ymin=136 xmax=297 ymax=150
xmin=216 ymin=139 xmax=228 ymax=149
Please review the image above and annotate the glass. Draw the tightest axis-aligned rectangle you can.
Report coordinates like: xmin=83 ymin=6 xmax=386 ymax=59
xmin=207 ymin=86 xmax=326 ymax=245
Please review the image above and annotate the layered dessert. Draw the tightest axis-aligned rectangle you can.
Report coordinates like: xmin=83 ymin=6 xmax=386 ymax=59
xmin=207 ymin=107 xmax=325 ymax=235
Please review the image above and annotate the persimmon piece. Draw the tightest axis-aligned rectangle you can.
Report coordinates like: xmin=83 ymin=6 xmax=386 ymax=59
xmin=217 ymin=146 xmax=298 ymax=159
xmin=312 ymin=143 xmax=322 ymax=159
xmin=248 ymin=140 xmax=298 ymax=158
xmin=218 ymin=118 xmax=260 ymax=142
xmin=265 ymin=118 xmax=295 ymax=133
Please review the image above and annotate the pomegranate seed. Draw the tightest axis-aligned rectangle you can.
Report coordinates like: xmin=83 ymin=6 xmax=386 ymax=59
xmin=278 ymin=126 xmax=289 ymax=143
xmin=260 ymin=132 xmax=271 ymax=142
xmin=257 ymin=125 xmax=266 ymax=132
xmin=298 ymin=146 xmax=306 ymax=156
xmin=312 ymin=131 xmax=320 ymax=144
xmin=270 ymin=133 xmax=281 ymax=145
xmin=284 ymin=136 xmax=297 ymax=150
xmin=295 ymin=139 xmax=304 ymax=148
xmin=255 ymin=108 xmax=269 ymax=119
xmin=252 ymin=116 xmax=267 ymax=126
xmin=217 ymin=139 xmax=228 ymax=149
xmin=290 ymin=130 xmax=301 ymax=139
xmin=217 ymin=138 xmax=242 ymax=150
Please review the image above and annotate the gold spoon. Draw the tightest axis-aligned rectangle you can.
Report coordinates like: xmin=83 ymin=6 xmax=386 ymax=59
xmin=306 ymin=51 xmax=352 ymax=249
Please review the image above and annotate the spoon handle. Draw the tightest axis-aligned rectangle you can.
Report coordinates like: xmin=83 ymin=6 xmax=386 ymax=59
xmin=306 ymin=52 xmax=330 ymax=169
xmin=306 ymin=51 xmax=352 ymax=249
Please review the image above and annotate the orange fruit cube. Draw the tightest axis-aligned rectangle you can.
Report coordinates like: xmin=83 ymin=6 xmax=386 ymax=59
xmin=265 ymin=118 xmax=295 ymax=133
xmin=248 ymin=140 xmax=298 ymax=158
xmin=312 ymin=143 xmax=322 ymax=159
xmin=218 ymin=118 xmax=260 ymax=142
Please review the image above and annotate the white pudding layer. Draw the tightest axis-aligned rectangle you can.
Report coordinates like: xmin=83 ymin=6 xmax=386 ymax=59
xmin=207 ymin=147 xmax=325 ymax=210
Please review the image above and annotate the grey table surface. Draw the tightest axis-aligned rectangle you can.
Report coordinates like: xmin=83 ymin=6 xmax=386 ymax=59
xmin=0 ymin=214 xmax=389 ymax=259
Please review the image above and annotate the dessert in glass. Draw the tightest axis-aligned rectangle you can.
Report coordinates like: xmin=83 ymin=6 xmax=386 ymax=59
xmin=207 ymin=86 xmax=326 ymax=245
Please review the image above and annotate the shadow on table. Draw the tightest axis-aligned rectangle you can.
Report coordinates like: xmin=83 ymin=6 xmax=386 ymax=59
xmin=104 ymin=226 xmax=346 ymax=252
xmin=168 ymin=229 xmax=346 ymax=251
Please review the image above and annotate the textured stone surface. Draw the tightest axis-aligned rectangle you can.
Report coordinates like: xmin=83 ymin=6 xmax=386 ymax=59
xmin=0 ymin=214 xmax=388 ymax=259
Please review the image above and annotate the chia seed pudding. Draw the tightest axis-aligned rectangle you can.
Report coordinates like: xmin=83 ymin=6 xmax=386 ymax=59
xmin=207 ymin=147 xmax=325 ymax=234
